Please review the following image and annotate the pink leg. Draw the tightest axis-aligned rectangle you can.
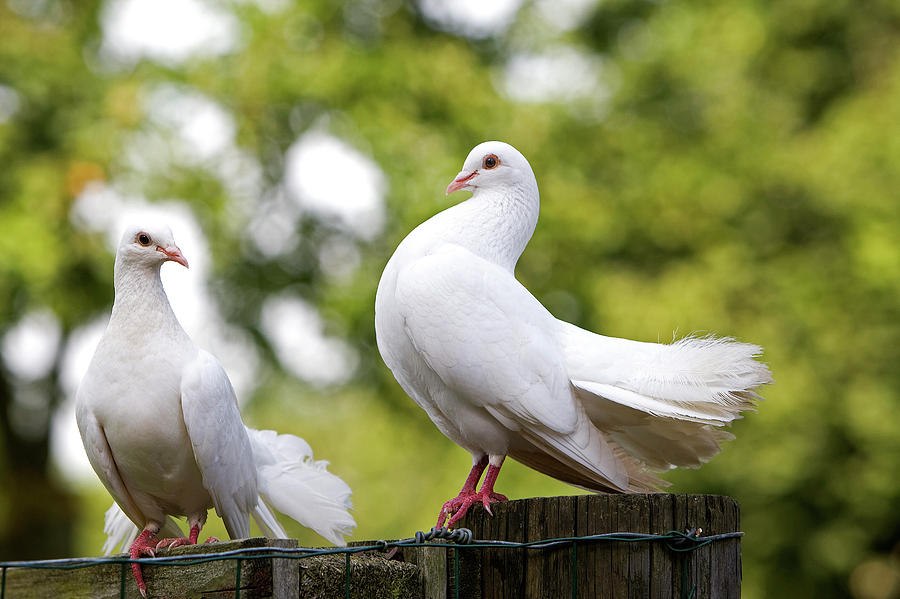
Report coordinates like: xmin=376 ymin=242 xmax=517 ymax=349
xmin=447 ymin=458 xmax=508 ymax=527
xmin=192 ymin=522 xmax=220 ymax=544
xmin=439 ymin=456 xmax=509 ymax=528
xmin=479 ymin=461 xmax=509 ymax=506
xmin=129 ymin=528 xmax=158 ymax=598
xmin=436 ymin=456 xmax=488 ymax=528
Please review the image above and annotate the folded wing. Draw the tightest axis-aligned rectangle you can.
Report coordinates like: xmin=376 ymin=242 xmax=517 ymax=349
xmin=394 ymin=245 xmax=636 ymax=491
xmin=181 ymin=350 xmax=258 ymax=539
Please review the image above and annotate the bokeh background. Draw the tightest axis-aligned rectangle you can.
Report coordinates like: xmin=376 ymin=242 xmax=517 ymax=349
xmin=1 ymin=0 xmax=899 ymax=597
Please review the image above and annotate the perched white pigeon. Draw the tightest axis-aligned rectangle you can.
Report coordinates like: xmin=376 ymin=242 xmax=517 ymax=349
xmin=76 ymin=224 xmax=355 ymax=597
xmin=375 ymin=141 xmax=772 ymax=528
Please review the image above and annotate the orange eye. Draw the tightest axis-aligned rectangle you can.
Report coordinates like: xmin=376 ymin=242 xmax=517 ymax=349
xmin=482 ymin=154 xmax=500 ymax=169
xmin=137 ymin=233 xmax=152 ymax=246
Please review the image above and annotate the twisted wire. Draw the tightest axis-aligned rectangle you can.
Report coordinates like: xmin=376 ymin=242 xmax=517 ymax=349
xmin=0 ymin=527 xmax=741 ymax=572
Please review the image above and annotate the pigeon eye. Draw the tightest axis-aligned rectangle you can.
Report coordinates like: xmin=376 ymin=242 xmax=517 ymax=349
xmin=482 ymin=154 xmax=500 ymax=170
xmin=137 ymin=233 xmax=152 ymax=247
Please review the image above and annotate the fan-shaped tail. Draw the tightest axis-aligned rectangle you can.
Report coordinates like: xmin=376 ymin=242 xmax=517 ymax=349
xmin=509 ymin=424 xmax=668 ymax=493
xmin=247 ymin=428 xmax=355 ymax=547
xmin=560 ymin=322 xmax=772 ymax=471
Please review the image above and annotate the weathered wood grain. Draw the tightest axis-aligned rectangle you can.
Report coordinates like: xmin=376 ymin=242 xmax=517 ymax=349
xmin=1 ymin=537 xmax=421 ymax=599
xmin=452 ymin=494 xmax=742 ymax=599
xmin=2 ymin=537 xmax=296 ymax=599
xmin=296 ymin=552 xmax=420 ymax=599
xmin=2 ymin=495 xmax=740 ymax=599
xmin=399 ymin=541 xmax=447 ymax=599
xmin=647 ymin=493 xmax=675 ymax=597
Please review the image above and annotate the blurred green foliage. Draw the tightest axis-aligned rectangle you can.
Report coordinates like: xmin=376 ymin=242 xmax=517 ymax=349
xmin=1 ymin=1 xmax=899 ymax=598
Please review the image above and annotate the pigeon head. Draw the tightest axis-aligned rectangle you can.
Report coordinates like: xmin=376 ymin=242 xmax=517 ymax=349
xmin=116 ymin=224 xmax=189 ymax=269
xmin=446 ymin=141 xmax=536 ymax=195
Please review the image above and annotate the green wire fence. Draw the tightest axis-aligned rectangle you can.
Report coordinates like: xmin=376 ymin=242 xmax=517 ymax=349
xmin=0 ymin=526 xmax=742 ymax=599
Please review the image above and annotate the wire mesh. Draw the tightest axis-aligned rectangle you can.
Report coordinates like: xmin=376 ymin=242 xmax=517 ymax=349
xmin=0 ymin=526 xmax=741 ymax=599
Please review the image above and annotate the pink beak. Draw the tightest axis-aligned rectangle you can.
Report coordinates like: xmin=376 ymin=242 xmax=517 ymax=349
xmin=157 ymin=245 xmax=189 ymax=268
xmin=446 ymin=170 xmax=477 ymax=195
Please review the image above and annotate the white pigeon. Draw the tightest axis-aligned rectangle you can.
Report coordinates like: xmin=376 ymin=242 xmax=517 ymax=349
xmin=76 ymin=224 xmax=355 ymax=597
xmin=375 ymin=141 xmax=772 ymax=528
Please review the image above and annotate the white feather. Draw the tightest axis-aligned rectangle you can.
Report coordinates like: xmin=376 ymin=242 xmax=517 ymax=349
xmin=375 ymin=141 xmax=773 ymax=501
xmin=562 ymin=321 xmax=772 ymax=426
xmin=99 ymin=426 xmax=357 ymax=552
xmin=247 ymin=429 xmax=355 ymax=547
xmin=80 ymin=223 xmax=355 ymax=557
xmin=101 ymin=503 xmax=139 ymax=556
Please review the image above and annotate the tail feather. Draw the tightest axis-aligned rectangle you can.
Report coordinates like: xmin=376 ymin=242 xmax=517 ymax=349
xmin=501 ymin=400 xmax=666 ymax=493
xmin=560 ymin=322 xmax=772 ymax=473
xmin=626 ymin=335 xmax=771 ymax=408
xmin=572 ymin=381 xmax=743 ymax=425
xmin=560 ymin=322 xmax=771 ymax=420
xmin=247 ymin=428 xmax=355 ymax=547
xmin=251 ymin=499 xmax=287 ymax=539
xmin=510 ymin=433 xmax=667 ymax=493
xmin=575 ymin=385 xmax=738 ymax=470
xmin=100 ymin=428 xmax=355 ymax=553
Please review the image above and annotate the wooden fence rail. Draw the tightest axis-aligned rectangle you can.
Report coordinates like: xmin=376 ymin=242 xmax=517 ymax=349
xmin=0 ymin=494 xmax=740 ymax=598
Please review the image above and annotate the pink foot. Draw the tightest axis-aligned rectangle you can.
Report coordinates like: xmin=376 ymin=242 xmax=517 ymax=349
xmin=442 ymin=489 xmax=507 ymax=528
xmin=155 ymin=537 xmax=192 ymax=551
xmin=436 ymin=456 xmax=489 ymax=528
xmin=438 ymin=489 xmax=508 ymax=528
xmin=437 ymin=459 xmax=508 ymax=528
xmin=436 ymin=490 xmax=476 ymax=529
xmin=156 ymin=535 xmax=219 ymax=550
xmin=129 ymin=529 xmax=157 ymax=598
xmin=154 ymin=525 xmax=218 ymax=551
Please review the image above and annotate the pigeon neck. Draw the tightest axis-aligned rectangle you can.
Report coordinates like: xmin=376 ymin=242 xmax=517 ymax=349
xmin=451 ymin=181 xmax=539 ymax=272
xmin=111 ymin=259 xmax=179 ymax=327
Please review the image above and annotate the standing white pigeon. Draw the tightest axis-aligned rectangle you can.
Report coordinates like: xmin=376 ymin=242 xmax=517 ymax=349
xmin=76 ymin=224 xmax=355 ymax=597
xmin=375 ymin=141 xmax=772 ymax=529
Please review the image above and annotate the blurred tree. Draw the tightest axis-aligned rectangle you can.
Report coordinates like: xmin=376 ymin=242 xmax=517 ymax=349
xmin=0 ymin=1 xmax=898 ymax=598
xmin=0 ymin=0 xmax=111 ymax=559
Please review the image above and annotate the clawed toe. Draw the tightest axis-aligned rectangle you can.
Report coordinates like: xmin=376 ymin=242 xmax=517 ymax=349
xmin=445 ymin=490 xmax=508 ymax=526
xmin=155 ymin=537 xmax=191 ymax=551
xmin=438 ymin=461 xmax=508 ymax=528
xmin=437 ymin=495 xmax=476 ymax=528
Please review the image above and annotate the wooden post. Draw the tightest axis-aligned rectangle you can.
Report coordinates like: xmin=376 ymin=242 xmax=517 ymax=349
xmin=449 ymin=494 xmax=741 ymax=599
xmin=0 ymin=494 xmax=740 ymax=598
